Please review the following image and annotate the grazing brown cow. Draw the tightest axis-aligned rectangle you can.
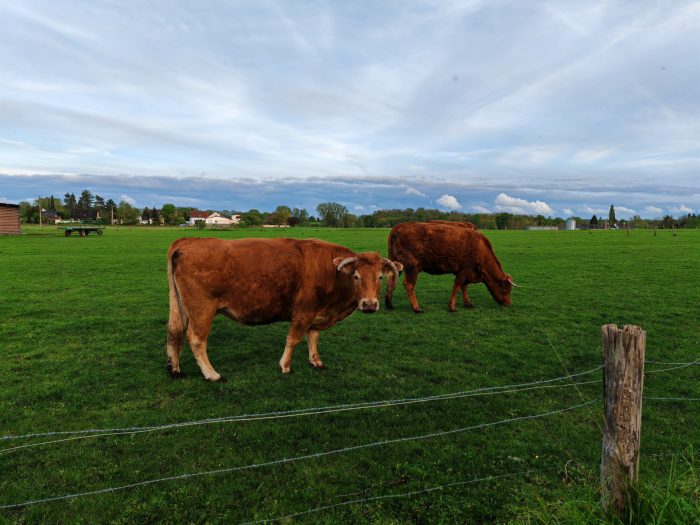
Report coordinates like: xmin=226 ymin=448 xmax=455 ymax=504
xmin=166 ymin=237 xmax=403 ymax=381
xmin=384 ymin=222 xmax=518 ymax=313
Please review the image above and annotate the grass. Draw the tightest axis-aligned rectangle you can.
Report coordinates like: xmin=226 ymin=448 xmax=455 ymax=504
xmin=0 ymin=225 xmax=698 ymax=524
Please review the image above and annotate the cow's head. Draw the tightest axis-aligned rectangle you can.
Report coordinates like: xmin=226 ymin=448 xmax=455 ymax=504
xmin=334 ymin=253 xmax=404 ymax=313
xmin=487 ymin=273 xmax=520 ymax=306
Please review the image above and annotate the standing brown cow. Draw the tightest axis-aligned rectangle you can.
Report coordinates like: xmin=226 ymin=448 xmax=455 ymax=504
xmin=166 ymin=237 xmax=403 ymax=381
xmin=384 ymin=222 xmax=518 ymax=313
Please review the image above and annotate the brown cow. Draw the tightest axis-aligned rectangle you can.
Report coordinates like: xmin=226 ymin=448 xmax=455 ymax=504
xmin=427 ymin=220 xmax=478 ymax=230
xmin=166 ymin=237 xmax=403 ymax=381
xmin=384 ymin=222 xmax=517 ymax=313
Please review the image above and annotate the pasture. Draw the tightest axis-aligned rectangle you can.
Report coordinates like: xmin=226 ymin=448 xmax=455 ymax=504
xmin=1 ymin=226 xmax=698 ymax=523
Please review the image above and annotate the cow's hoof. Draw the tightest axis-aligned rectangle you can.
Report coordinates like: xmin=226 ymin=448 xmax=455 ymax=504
xmin=413 ymin=308 xmax=424 ymax=314
xmin=205 ymin=374 xmax=225 ymax=383
xmin=281 ymin=367 xmax=292 ymax=374
xmin=167 ymin=364 xmax=186 ymax=379
xmin=309 ymin=361 xmax=326 ymax=370
xmin=384 ymin=300 xmax=394 ymax=310
xmin=448 ymin=306 xmax=457 ymax=313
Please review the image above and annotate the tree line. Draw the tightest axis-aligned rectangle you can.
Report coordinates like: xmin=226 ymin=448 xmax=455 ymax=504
xmin=17 ymin=193 xmax=699 ymax=229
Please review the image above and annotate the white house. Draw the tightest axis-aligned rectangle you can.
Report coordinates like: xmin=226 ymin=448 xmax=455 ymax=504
xmin=188 ymin=211 xmax=241 ymax=226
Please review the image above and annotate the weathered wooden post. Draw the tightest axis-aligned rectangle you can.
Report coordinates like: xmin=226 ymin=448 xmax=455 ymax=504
xmin=600 ymin=324 xmax=646 ymax=516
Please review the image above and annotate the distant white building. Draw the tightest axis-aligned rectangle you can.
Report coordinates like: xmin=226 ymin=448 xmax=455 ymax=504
xmin=565 ymin=218 xmax=576 ymax=230
xmin=526 ymin=226 xmax=558 ymax=231
xmin=188 ymin=211 xmax=241 ymax=226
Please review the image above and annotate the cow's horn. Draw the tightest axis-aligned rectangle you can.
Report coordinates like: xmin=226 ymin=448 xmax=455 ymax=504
xmin=336 ymin=257 xmax=357 ymax=271
xmin=508 ymin=278 xmax=521 ymax=288
xmin=381 ymin=257 xmax=400 ymax=281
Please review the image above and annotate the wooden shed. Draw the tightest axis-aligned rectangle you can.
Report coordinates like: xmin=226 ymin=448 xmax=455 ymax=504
xmin=0 ymin=203 xmax=21 ymax=234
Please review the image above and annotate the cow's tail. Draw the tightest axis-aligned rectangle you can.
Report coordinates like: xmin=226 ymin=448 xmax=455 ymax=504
xmin=384 ymin=230 xmax=401 ymax=309
xmin=166 ymin=248 xmax=188 ymax=376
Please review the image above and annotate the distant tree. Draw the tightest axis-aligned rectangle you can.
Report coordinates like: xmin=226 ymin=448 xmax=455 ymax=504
xmin=267 ymin=205 xmax=291 ymax=226
xmin=142 ymin=207 xmax=151 ymax=221
xmin=342 ymin=213 xmax=357 ymax=228
xmin=151 ymin=208 xmax=161 ymax=225
xmin=78 ymin=189 xmax=94 ymax=210
xmin=608 ymin=205 xmax=616 ymax=227
xmin=291 ymin=207 xmax=309 ymax=226
xmin=241 ymin=209 xmax=264 ymax=226
xmin=194 ymin=219 xmax=207 ymax=230
xmin=117 ymin=201 xmax=139 ymax=225
xmin=161 ymin=203 xmax=179 ymax=225
xmin=495 ymin=213 xmax=511 ymax=230
xmin=316 ymin=202 xmax=348 ymax=227
xmin=590 ymin=215 xmax=599 ymax=227
xmin=661 ymin=215 xmax=675 ymax=229
xmin=64 ymin=193 xmax=77 ymax=216
xmin=94 ymin=195 xmax=105 ymax=210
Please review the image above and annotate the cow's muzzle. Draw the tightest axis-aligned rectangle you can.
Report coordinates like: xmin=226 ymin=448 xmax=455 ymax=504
xmin=359 ymin=299 xmax=379 ymax=313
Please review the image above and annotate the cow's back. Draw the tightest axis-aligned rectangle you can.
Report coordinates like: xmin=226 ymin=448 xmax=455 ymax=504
xmin=169 ymin=237 xmax=353 ymax=325
xmin=389 ymin=222 xmax=485 ymax=275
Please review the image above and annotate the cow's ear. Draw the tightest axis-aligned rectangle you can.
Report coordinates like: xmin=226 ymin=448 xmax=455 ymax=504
xmin=392 ymin=261 xmax=404 ymax=272
xmin=333 ymin=256 xmax=357 ymax=274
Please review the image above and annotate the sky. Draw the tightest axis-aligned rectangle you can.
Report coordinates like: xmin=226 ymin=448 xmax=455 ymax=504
xmin=1 ymin=0 xmax=699 ymax=219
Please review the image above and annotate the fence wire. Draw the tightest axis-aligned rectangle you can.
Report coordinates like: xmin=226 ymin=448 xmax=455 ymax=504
xmin=0 ymin=400 xmax=595 ymax=510
xmin=239 ymin=465 xmax=562 ymax=525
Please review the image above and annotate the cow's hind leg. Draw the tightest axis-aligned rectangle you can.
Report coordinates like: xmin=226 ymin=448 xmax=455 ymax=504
xmin=187 ymin=307 xmax=223 ymax=382
xmin=306 ymin=329 xmax=325 ymax=369
xmin=279 ymin=320 xmax=311 ymax=374
xmin=167 ymin=323 xmax=185 ymax=378
xmin=403 ymin=268 xmax=423 ymax=313
xmin=448 ymin=276 xmax=462 ymax=312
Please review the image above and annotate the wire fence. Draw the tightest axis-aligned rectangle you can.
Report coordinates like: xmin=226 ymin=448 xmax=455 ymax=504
xmin=0 ymin=358 xmax=697 ymax=515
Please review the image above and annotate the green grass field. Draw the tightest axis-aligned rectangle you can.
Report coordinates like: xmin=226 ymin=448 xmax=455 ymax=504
xmin=1 ymin=226 xmax=698 ymax=523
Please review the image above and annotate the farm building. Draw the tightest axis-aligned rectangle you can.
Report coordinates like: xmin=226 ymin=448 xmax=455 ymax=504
xmin=565 ymin=219 xmax=577 ymax=230
xmin=0 ymin=203 xmax=21 ymax=234
xmin=188 ymin=210 xmax=241 ymax=226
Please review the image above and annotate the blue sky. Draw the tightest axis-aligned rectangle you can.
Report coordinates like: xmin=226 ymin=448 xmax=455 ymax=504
xmin=1 ymin=1 xmax=698 ymax=218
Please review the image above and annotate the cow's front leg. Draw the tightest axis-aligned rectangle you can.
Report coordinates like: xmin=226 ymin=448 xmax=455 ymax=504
xmin=460 ymin=283 xmax=474 ymax=308
xmin=279 ymin=321 xmax=309 ymax=374
xmin=306 ymin=329 xmax=325 ymax=369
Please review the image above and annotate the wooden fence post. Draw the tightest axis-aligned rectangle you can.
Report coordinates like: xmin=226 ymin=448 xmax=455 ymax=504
xmin=600 ymin=324 xmax=646 ymax=516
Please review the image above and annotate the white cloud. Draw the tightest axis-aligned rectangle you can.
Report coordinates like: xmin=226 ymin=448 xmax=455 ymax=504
xmin=573 ymin=148 xmax=615 ymax=163
xmin=581 ymin=205 xmax=608 ymax=215
xmin=353 ymin=204 xmax=366 ymax=212
xmin=405 ymin=187 xmax=427 ymax=198
xmin=120 ymin=194 xmax=136 ymax=206
xmin=471 ymin=204 xmax=491 ymax=213
xmin=644 ymin=205 xmax=663 ymax=216
xmin=669 ymin=204 xmax=693 ymax=216
xmin=614 ymin=206 xmax=637 ymax=217
xmin=436 ymin=194 xmax=462 ymax=210
xmin=494 ymin=193 xmax=553 ymax=215
xmin=562 ymin=208 xmax=573 ymax=216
